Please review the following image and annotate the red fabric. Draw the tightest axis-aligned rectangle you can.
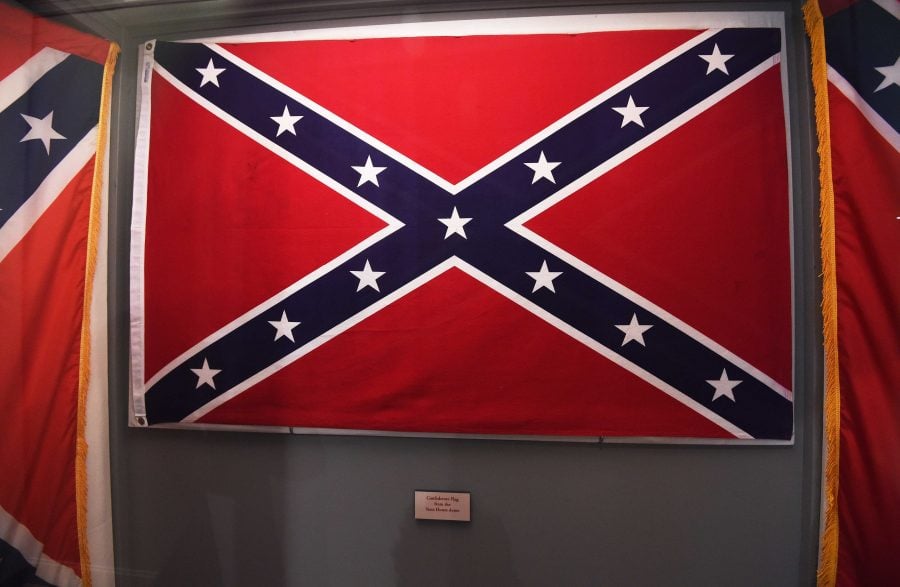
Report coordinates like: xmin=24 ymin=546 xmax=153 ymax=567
xmin=0 ymin=160 xmax=94 ymax=576
xmin=828 ymin=86 xmax=900 ymax=587
xmin=527 ymin=68 xmax=791 ymax=391
xmin=202 ymin=267 xmax=731 ymax=437
xmin=0 ymin=3 xmax=109 ymax=79
xmin=818 ymin=0 xmax=864 ymax=18
xmin=144 ymin=76 xmax=388 ymax=376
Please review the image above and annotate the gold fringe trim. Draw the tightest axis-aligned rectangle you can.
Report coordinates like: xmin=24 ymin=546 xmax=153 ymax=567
xmin=76 ymin=42 xmax=119 ymax=587
xmin=803 ymin=2 xmax=841 ymax=586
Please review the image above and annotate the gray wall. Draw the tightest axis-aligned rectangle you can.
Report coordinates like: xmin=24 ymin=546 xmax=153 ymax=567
xmin=92 ymin=1 xmax=822 ymax=584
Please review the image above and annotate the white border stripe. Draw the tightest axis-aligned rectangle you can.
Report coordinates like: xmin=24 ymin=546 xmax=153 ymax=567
xmin=0 ymin=129 xmax=98 ymax=265
xmin=130 ymin=45 xmax=158 ymax=419
xmin=872 ymin=0 xmax=900 ymax=19
xmin=780 ymin=21 xmax=797 ymax=434
xmin=0 ymin=48 xmax=69 ymax=114
xmin=828 ymin=65 xmax=900 ymax=152
xmin=0 ymin=505 xmax=82 ymax=587
xmin=197 ymin=12 xmax=786 ymax=43
xmin=290 ymin=426 xmax=599 ymax=443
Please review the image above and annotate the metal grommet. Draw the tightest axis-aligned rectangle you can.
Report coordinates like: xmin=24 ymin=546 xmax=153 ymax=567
xmin=137 ymin=416 xmax=146 ymax=426
xmin=145 ymin=42 xmax=153 ymax=51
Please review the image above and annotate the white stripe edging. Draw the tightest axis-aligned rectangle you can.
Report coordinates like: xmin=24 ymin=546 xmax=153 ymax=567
xmin=195 ymin=11 xmax=785 ymax=43
xmin=828 ymin=65 xmax=900 ymax=153
xmin=872 ymin=0 xmax=900 ymax=19
xmin=129 ymin=41 xmax=158 ymax=421
xmin=0 ymin=47 xmax=69 ymax=114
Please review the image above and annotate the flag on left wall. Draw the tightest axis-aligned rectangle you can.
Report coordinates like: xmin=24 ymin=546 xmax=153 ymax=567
xmin=0 ymin=4 xmax=117 ymax=586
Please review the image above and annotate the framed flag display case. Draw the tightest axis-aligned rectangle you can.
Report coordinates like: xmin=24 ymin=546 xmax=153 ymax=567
xmin=129 ymin=11 xmax=796 ymax=442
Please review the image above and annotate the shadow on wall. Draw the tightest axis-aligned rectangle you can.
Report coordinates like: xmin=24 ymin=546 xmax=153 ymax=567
xmin=141 ymin=431 xmax=295 ymax=587
xmin=392 ymin=506 xmax=519 ymax=587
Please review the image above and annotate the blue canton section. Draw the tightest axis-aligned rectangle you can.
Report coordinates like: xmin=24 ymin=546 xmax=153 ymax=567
xmin=146 ymin=30 xmax=792 ymax=439
xmin=825 ymin=0 xmax=900 ymax=132
xmin=0 ymin=55 xmax=104 ymax=229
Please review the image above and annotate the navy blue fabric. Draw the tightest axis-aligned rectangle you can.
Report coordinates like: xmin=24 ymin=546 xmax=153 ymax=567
xmin=825 ymin=0 xmax=899 ymax=132
xmin=0 ymin=538 xmax=51 ymax=587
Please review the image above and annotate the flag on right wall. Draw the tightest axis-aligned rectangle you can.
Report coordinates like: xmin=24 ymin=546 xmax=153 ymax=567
xmin=805 ymin=0 xmax=899 ymax=585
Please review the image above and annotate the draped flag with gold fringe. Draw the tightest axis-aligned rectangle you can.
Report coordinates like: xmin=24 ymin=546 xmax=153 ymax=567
xmin=0 ymin=4 xmax=117 ymax=586
xmin=805 ymin=0 xmax=900 ymax=585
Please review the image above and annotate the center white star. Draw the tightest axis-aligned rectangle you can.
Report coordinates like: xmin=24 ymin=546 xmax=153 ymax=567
xmin=526 ymin=260 xmax=562 ymax=293
xmin=874 ymin=56 xmax=900 ymax=92
xmin=615 ymin=314 xmax=653 ymax=346
xmin=191 ymin=358 xmax=221 ymax=389
xmin=352 ymin=155 xmax=387 ymax=187
xmin=19 ymin=112 xmax=65 ymax=154
xmin=699 ymin=44 xmax=734 ymax=75
xmin=270 ymin=106 xmax=303 ymax=137
xmin=196 ymin=59 xmax=225 ymax=87
xmin=350 ymin=259 xmax=385 ymax=292
xmin=524 ymin=150 xmax=561 ymax=184
xmin=268 ymin=310 xmax=301 ymax=342
xmin=706 ymin=369 xmax=742 ymax=402
xmin=437 ymin=207 xmax=472 ymax=239
xmin=612 ymin=95 xmax=649 ymax=128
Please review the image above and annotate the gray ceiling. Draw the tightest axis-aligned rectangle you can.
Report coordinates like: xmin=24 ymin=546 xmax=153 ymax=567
xmin=16 ymin=0 xmax=787 ymax=41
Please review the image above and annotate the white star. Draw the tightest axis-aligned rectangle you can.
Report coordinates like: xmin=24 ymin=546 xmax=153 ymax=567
xmin=437 ymin=207 xmax=472 ymax=239
xmin=612 ymin=95 xmax=649 ymax=128
xmin=699 ymin=44 xmax=734 ymax=75
xmin=268 ymin=310 xmax=300 ymax=342
xmin=270 ymin=106 xmax=303 ymax=137
xmin=524 ymin=150 xmax=561 ymax=184
xmin=191 ymin=358 xmax=221 ymax=390
xmin=615 ymin=314 xmax=653 ymax=346
xmin=196 ymin=59 xmax=225 ymax=87
xmin=874 ymin=56 xmax=900 ymax=92
xmin=352 ymin=155 xmax=387 ymax=187
xmin=350 ymin=259 xmax=385 ymax=292
xmin=526 ymin=260 xmax=562 ymax=293
xmin=19 ymin=112 xmax=65 ymax=154
xmin=706 ymin=369 xmax=742 ymax=402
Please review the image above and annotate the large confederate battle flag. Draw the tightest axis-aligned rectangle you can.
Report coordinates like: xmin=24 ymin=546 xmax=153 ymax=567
xmin=1 ymin=3 xmax=115 ymax=586
xmin=131 ymin=13 xmax=794 ymax=440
